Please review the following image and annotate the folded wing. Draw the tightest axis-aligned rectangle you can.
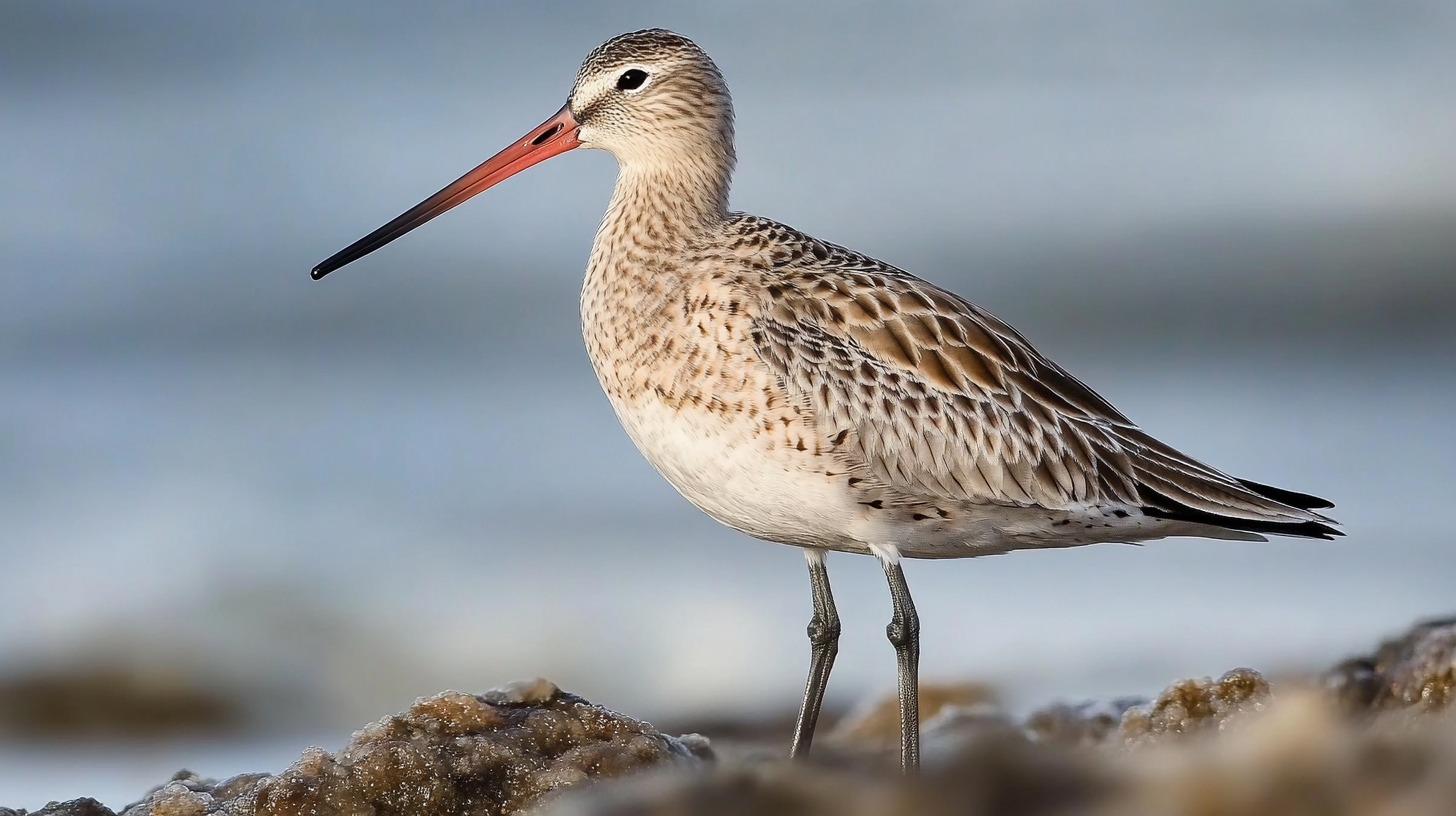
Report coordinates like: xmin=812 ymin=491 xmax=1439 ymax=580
xmin=749 ymin=234 xmax=1339 ymax=540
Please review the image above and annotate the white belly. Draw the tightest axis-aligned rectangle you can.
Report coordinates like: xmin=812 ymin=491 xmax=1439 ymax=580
xmin=607 ymin=394 xmax=860 ymax=550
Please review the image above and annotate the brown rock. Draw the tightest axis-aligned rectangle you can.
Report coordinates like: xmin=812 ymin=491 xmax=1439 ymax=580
xmin=14 ymin=619 xmax=1456 ymax=816
xmin=1327 ymin=617 xmax=1456 ymax=711
xmin=121 ymin=681 xmax=708 ymax=816
xmin=1119 ymin=668 xmax=1270 ymax=745
xmin=548 ymin=728 xmax=1107 ymax=816
xmin=7 ymin=800 xmax=115 ymax=816
xmin=1106 ymin=692 xmax=1456 ymax=816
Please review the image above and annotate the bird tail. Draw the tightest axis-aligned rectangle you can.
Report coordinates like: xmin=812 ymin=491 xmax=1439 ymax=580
xmin=1110 ymin=424 xmax=1343 ymax=541
xmin=1136 ymin=481 xmax=1343 ymax=541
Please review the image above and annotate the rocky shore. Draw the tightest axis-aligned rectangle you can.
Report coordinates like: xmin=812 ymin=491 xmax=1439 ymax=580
xmin=4 ymin=618 xmax=1453 ymax=816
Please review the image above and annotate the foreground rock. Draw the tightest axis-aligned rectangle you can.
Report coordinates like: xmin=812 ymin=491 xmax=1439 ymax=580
xmin=1325 ymin=616 xmax=1456 ymax=711
xmin=5 ymin=618 xmax=1455 ymax=816
xmin=9 ymin=679 xmax=707 ymax=816
xmin=554 ymin=691 xmax=1456 ymax=816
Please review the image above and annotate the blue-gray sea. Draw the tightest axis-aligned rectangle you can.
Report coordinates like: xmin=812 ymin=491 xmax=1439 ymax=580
xmin=3 ymin=1 xmax=1454 ymax=808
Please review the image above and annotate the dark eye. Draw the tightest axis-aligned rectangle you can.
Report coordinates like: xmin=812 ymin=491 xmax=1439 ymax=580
xmin=616 ymin=69 xmax=648 ymax=91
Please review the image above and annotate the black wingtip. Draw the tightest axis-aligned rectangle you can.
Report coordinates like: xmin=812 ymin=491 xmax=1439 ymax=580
xmin=1136 ymin=484 xmax=1342 ymax=540
xmin=310 ymin=264 xmax=331 ymax=280
xmin=1141 ymin=502 xmax=1343 ymax=540
xmin=1235 ymin=478 xmax=1335 ymax=510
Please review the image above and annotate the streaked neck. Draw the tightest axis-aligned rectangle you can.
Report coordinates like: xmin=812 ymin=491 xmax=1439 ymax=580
xmin=594 ymin=155 xmax=733 ymax=256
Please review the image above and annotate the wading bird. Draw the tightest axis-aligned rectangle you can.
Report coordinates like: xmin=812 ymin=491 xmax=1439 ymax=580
xmin=312 ymin=29 xmax=1340 ymax=772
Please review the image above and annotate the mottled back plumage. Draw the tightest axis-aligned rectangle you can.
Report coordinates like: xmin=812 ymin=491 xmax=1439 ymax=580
xmin=747 ymin=224 xmax=1336 ymax=534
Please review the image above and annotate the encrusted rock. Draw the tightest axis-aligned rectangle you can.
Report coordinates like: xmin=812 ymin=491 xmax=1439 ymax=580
xmin=1119 ymin=668 xmax=1270 ymax=745
xmin=4 ymin=801 xmax=114 ymax=816
xmin=1109 ymin=691 xmax=1456 ymax=816
xmin=548 ymin=727 xmax=1106 ymax=816
xmin=548 ymin=688 xmax=1456 ymax=816
xmin=12 ymin=619 xmax=1456 ymax=816
xmin=1384 ymin=620 xmax=1456 ymax=708
xmin=118 ymin=682 xmax=708 ymax=816
xmin=1326 ymin=617 xmax=1456 ymax=712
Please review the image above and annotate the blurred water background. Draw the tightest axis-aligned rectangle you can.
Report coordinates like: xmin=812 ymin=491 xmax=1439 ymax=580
xmin=3 ymin=0 xmax=1454 ymax=808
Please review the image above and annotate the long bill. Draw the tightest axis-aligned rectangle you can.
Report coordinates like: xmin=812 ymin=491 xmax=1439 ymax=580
xmin=311 ymin=103 xmax=581 ymax=280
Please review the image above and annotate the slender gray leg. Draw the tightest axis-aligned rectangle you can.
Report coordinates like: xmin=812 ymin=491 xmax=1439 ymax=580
xmin=789 ymin=548 xmax=840 ymax=759
xmin=880 ymin=557 xmax=920 ymax=773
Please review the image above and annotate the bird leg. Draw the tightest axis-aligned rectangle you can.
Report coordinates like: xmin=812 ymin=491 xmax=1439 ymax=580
xmin=881 ymin=557 xmax=921 ymax=773
xmin=789 ymin=548 xmax=840 ymax=759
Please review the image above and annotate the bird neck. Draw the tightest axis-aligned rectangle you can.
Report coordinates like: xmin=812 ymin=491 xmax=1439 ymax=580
xmin=594 ymin=155 xmax=733 ymax=256
xmin=581 ymin=155 xmax=732 ymax=364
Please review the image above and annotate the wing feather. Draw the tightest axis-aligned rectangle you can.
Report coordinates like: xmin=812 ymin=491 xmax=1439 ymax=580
xmin=746 ymin=228 xmax=1337 ymax=531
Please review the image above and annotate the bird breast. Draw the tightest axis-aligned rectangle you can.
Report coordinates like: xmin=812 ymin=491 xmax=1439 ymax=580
xmin=580 ymin=262 xmax=862 ymax=549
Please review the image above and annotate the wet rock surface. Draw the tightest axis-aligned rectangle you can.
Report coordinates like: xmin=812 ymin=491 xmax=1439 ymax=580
xmin=1118 ymin=667 xmax=1271 ymax=744
xmin=1325 ymin=617 xmax=1456 ymax=711
xmin=10 ymin=680 xmax=706 ymax=816
xmin=551 ymin=730 xmax=1108 ymax=816
xmin=6 ymin=619 xmax=1456 ymax=816
xmin=548 ymin=686 xmax=1456 ymax=816
xmin=0 ymin=801 xmax=114 ymax=816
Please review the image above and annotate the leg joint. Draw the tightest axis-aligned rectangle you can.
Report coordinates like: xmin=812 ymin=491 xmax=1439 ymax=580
xmin=885 ymin=608 xmax=920 ymax=648
xmin=807 ymin=615 xmax=841 ymax=648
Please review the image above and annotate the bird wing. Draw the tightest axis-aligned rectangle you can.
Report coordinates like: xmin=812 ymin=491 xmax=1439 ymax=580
xmin=749 ymin=234 xmax=1327 ymax=527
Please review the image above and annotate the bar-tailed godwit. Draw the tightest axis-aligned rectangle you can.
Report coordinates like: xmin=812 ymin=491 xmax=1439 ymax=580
xmin=312 ymin=29 xmax=1340 ymax=772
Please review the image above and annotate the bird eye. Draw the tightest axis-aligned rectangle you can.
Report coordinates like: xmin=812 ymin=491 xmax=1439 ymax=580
xmin=616 ymin=69 xmax=648 ymax=91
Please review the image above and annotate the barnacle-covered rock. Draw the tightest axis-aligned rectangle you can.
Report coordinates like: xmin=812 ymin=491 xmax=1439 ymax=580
xmin=1326 ymin=617 xmax=1456 ymax=712
xmin=1119 ymin=668 xmax=1270 ymax=745
xmin=120 ymin=680 xmax=708 ymax=816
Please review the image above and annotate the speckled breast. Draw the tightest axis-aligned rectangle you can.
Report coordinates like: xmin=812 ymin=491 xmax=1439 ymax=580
xmin=580 ymin=276 xmax=859 ymax=550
